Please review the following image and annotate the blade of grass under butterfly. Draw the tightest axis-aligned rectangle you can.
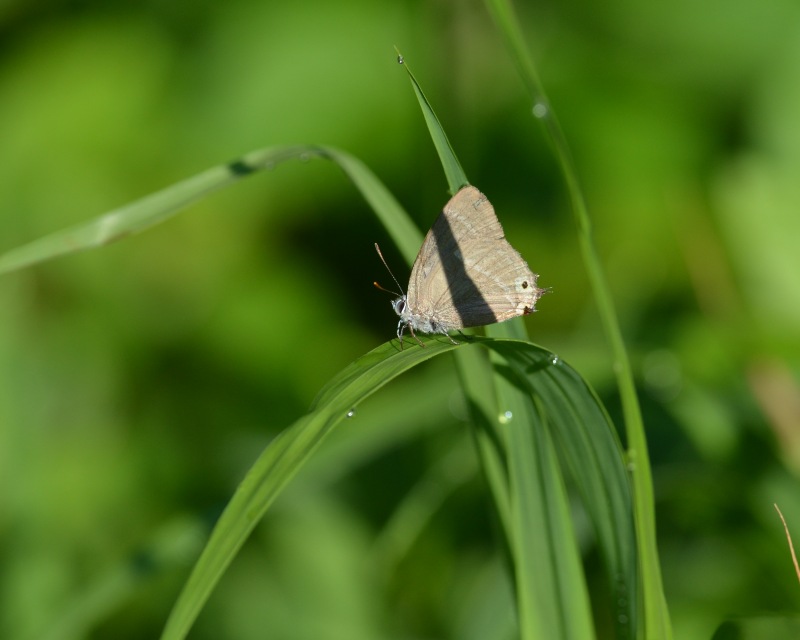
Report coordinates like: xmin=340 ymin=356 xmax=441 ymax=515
xmin=397 ymin=51 xmax=516 ymax=548
xmin=484 ymin=0 xmax=668 ymax=636
xmin=0 ymin=145 xmax=422 ymax=275
xmin=396 ymin=46 xmax=535 ymax=495
xmin=160 ymin=337 xmax=628 ymax=640
xmin=397 ymin=51 xmax=511 ymax=564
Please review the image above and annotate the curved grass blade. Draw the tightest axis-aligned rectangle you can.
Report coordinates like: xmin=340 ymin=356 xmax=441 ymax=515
xmin=484 ymin=0 xmax=668 ymax=635
xmin=161 ymin=338 xmax=632 ymax=640
xmin=0 ymin=145 xmax=422 ymax=275
xmin=396 ymin=49 xmax=519 ymax=530
xmin=311 ymin=146 xmax=422 ymax=264
xmin=160 ymin=337 xmax=460 ymax=640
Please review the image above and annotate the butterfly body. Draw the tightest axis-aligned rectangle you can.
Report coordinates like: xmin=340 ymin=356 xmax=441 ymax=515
xmin=389 ymin=186 xmax=544 ymax=345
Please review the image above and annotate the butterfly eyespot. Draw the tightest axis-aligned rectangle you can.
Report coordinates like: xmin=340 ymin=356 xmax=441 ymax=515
xmin=521 ymin=281 xmax=529 ymax=289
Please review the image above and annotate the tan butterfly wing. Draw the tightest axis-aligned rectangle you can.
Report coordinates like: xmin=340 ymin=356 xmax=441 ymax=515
xmin=406 ymin=186 xmax=542 ymax=331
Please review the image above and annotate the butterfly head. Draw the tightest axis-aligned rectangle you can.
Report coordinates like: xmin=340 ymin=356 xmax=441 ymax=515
xmin=391 ymin=295 xmax=407 ymax=317
xmin=392 ymin=295 xmax=414 ymax=340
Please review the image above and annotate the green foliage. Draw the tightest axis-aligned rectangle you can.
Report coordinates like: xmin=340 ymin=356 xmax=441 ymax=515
xmin=1 ymin=1 xmax=799 ymax=640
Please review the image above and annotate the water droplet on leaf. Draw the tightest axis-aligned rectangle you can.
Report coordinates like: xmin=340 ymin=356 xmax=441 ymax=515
xmin=532 ymin=102 xmax=548 ymax=118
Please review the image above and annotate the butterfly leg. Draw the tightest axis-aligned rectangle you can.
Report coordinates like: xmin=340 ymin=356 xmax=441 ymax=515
xmin=396 ymin=320 xmax=406 ymax=349
xmin=408 ymin=324 xmax=426 ymax=348
xmin=396 ymin=321 xmax=425 ymax=349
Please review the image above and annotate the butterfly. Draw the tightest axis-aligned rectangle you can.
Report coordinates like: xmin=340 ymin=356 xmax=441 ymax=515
xmin=376 ymin=185 xmax=545 ymax=346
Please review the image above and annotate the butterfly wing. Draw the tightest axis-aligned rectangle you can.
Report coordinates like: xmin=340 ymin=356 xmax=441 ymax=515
xmin=407 ymin=186 xmax=542 ymax=330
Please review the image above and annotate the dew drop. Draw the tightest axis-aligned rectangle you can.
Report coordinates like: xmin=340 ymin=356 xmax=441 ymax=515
xmin=532 ymin=101 xmax=548 ymax=118
xmin=397 ymin=55 xmax=404 ymax=64
xmin=498 ymin=410 xmax=513 ymax=424
xmin=346 ymin=408 xmax=356 ymax=418
xmin=551 ymin=354 xmax=559 ymax=365
xmin=624 ymin=447 xmax=637 ymax=471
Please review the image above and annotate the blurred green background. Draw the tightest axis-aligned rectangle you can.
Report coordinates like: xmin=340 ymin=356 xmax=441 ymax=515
xmin=1 ymin=0 xmax=799 ymax=638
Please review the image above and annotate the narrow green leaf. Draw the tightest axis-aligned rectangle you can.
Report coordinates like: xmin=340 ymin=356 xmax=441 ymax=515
xmin=0 ymin=145 xmax=422 ymax=275
xmin=455 ymin=345 xmax=513 ymax=537
xmin=495 ymin=360 xmax=595 ymax=639
xmin=492 ymin=342 xmax=637 ymax=638
xmin=396 ymin=48 xmax=536 ymax=546
xmin=396 ymin=51 xmax=468 ymax=195
xmin=312 ymin=146 xmax=423 ymax=264
xmin=484 ymin=0 xmax=667 ymax=635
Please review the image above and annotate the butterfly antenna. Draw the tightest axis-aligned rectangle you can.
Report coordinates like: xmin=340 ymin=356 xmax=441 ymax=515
xmin=374 ymin=243 xmax=406 ymax=296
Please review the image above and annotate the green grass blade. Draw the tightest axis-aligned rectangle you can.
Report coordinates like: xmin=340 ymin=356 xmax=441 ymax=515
xmin=0 ymin=146 xmax=289 ymax=274
xmin=312 ymin=146 xmax=423 ymax=264
xmin=396 ymin=51 xmax=468 ymax=195
xmin=0 ymin=145 xmax=422 ymax=275
xmin=397 ymin=45 xmax=516 ymax=535
xmin=484 ymin=0 xmax=669 ymax=636
xmin=494 ymin=354 xmax=595 ymax=639
xmin=454 ymin=345 xmax=513 ymax=540
xmin=492 ymin=342 xmax=637 ymax=638
xmin=397 ymin=48 xmax=535 ymax=540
